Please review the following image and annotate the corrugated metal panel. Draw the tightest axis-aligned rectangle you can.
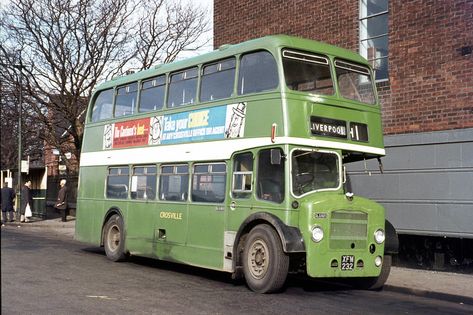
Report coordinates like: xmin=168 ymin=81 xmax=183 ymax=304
xmin=347 ymin=128 xmax=473 ymax=238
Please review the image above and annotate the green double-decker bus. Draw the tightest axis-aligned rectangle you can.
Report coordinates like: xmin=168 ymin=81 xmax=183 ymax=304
xmin=76 ymin=35 xmax=397 ymax=293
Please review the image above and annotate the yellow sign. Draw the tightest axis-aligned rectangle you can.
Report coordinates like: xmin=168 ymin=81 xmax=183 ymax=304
xmin=159 ymin=211 xmax=183 ymax=220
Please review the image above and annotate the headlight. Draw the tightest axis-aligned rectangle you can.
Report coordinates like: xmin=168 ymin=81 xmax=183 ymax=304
xmin=374 ymin=229 xmax=385 ymax=244
xmin=311 ymin=226 xmax=324 ymax=242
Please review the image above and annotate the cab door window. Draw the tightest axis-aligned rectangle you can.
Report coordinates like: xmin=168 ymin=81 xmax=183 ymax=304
xmin=257 ymin=149 xmax=284 ymax=203
xmin=232 ymin=152 xmax=253 ymax=199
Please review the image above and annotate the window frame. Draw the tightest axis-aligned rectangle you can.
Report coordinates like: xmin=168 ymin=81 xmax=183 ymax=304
xmin=158 ymin=164 xmax=189 ymax=202
xmin=232 ymin=152 xmax=254 ymax=199
xmin=131 ymin=165 xmax=157 ymax=200
xmin=200 ymin=57 xmax=236 ymax=102
xmin=167 ymin=67 xmax=199 ymax=108
xmin=106 ymin=166 xmax=130 ymax=199
xmin=359 ymin=0 xmax=389 ymax=82
xmin=90 ymin=88 xmax=114 ymax=123
xmin=114 ymin=82 xmax=139 ymax=117
xmin=191 ymin=162 xmax=227 ymax=204
xmin=282 ymin=49 xmax=335 ymax=96
xmin=334 ymin=59 xmax=377 ymax=105
xmin=256 ymin=148 xmax=285 ymax=204
xmin=139 ymin=75 xmax=166 ymax=112
xmin=289 ymin=148 xmax=343 ymax=198
xmin=237 ymin=50 xmax=279 ymax=96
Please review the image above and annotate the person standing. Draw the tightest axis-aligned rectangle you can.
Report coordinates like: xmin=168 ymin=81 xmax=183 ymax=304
xmin=55 ymin=179 xmax=68 ymax=222
xmin=1 ymin=182 xmax=16 ymax=226
xmin=20 ymin=180 xmax=33 ymax=223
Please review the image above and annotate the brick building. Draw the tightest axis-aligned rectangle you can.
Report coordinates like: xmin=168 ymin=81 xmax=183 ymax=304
xmin=214 ymin=0 xmax=473 ymax=259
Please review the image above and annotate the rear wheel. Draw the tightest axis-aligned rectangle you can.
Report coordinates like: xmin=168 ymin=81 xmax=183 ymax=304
xmin=243 ymin=224 xmax=289 ymax=293
xmin=103 ymin=214 xmax=127 ymax=262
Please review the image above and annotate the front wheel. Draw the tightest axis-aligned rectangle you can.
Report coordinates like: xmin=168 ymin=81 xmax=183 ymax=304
xmin=354 ymin=255 xmax=392 ymax=290
xmin=243 ymin=224 xmax=289 ymax=293
xmin=103 ymin=214 xmax=127 ymax=262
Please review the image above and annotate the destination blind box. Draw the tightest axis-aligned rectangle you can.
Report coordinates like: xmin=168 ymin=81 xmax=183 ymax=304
xmin=310 ymin=116 xmax=369 ymax=142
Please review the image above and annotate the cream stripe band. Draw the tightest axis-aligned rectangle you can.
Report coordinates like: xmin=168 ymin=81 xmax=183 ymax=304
xmin=80 ymin=137 xmax=385 ymax=167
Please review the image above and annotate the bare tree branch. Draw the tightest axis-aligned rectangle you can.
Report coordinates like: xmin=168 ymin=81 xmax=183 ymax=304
xmin=0 ymin=0 xmax=211 ymax=174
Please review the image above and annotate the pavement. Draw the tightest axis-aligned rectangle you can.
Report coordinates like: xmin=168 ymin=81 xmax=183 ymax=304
xmin=2 ymin=217 xmax=473 ymax=304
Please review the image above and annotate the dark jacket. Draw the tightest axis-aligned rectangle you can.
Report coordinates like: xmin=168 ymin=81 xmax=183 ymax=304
xmin=20 ymin=185 xmax=33 ymax=215
xmin=1 ymin=187 xmax=16 ymax=212
xmin=55 ymin=186 xmax=68 ymax=210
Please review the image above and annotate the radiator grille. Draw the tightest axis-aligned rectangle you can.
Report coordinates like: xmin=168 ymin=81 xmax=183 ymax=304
xmin=330 ymin=211 xmax=367 ymax=249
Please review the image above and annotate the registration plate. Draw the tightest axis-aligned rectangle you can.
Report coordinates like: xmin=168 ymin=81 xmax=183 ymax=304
xmin=341 ymin=255 xmax=354 ymax=270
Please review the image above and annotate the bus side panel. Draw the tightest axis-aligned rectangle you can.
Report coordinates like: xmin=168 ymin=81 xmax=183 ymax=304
xmin=185 ymin=203 xmax=225 ymax=269
xmin=242 ymin=96 xmax=284 ymax=139
xmin=125 ymin=200 xmax=156 ymax=256
xmin=75 ymin=166 xmax=106 ymax=245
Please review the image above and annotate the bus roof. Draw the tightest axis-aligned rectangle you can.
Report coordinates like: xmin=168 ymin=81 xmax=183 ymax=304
xmin=94 ymin=35 xmax=369 ymax=92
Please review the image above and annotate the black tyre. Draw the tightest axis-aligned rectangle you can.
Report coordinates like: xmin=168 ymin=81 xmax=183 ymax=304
xmin=354 ymin=255 xmax=392 ymax=290
xmin=103 ymin=214 xmax=127 ymax=262
xmin=243 ymin=224 xmax=289 ymax=293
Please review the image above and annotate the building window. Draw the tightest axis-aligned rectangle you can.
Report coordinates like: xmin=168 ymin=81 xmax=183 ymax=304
xmin=359 ymin=0 xmax=389 ymax=81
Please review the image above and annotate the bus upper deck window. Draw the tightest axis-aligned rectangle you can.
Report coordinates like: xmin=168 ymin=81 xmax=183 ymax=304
xmin=282 ymin=50 xmax=334 ymax=95
xmin=140 ymin=76 xmax=165 ymax=112
xmin=238 ymin=51 xmax=278 ymax=95
xmin=91 ymin=89 xmax=114 ymax=122
xmin=335 ymin=60 xmax=376 ymax=105
xmin=200 ymin=58 xmax=236 ymax=102
xmin=115 ymin=82 xmax=138 ymax=117
xmin=167 ymin=67 xmax=198 ymax=108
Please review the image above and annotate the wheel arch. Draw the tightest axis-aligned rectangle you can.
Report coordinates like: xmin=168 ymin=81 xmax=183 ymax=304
xmin=232 ymin=212 xmax=305 ymax=278
xmin=385 ymin=219 xmax=399 ymax=255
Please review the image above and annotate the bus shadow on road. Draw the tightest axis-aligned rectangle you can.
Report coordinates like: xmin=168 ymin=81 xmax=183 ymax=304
xmin=80 ymin=246 xmax=358 ymax=293
xmin=130 ymin=255 xmax=239 ymax=286
xmin=285 ymin=274 xmax=354 ymax=293
xmin=80 ymin=246 xmax=239 ymax=286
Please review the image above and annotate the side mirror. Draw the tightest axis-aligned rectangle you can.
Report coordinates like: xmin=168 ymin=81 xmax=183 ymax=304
xmin=270 ymin=149 xmax=282 ymax=165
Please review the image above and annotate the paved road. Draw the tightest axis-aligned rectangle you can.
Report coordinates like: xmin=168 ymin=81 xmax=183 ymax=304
xmin=2 ymin=228 xmax=472 ymax=315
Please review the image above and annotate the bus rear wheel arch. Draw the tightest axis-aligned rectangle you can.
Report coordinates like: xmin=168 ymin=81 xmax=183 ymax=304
xmin=243 ymin=224 xmax=289 ymax=293
xmin=103 ymin=214 xmax=127 ymax=262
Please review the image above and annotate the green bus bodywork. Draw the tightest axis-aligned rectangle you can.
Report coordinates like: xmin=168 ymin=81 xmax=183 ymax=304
xmin=76 ymin=35 xmax=396 ymax=293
